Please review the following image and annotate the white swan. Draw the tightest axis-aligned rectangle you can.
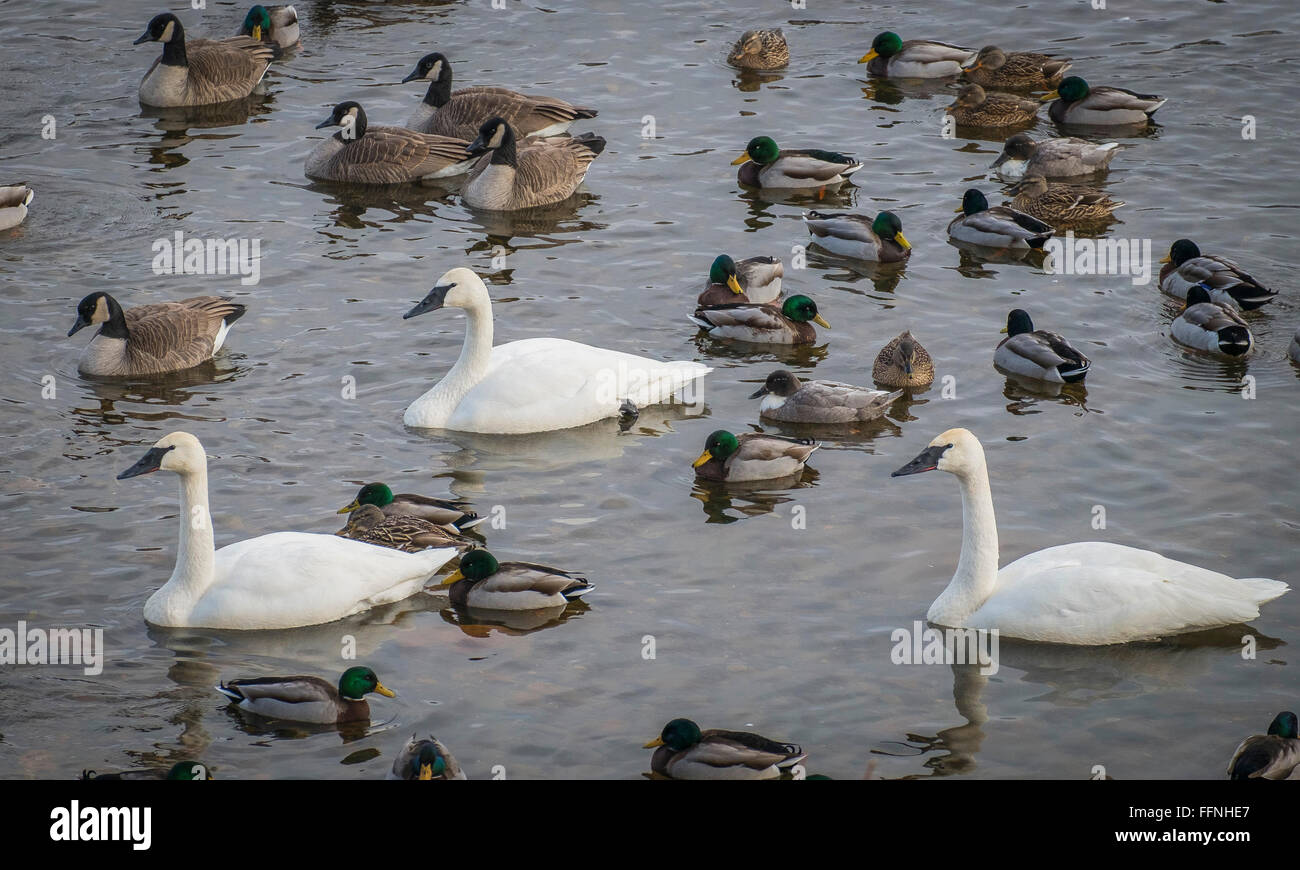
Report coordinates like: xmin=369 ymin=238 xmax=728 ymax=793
xmin=891 ymin=428 xmax=1288 ymax=645
xmin=117 ymin=432 xmax=455 ymax=629
xmin=402 ymin=267 xmax=711 ymax=433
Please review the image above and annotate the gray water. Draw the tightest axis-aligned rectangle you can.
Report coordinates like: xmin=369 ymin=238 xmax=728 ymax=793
xmin=0 ymin=0 xmax=1296 ymax=780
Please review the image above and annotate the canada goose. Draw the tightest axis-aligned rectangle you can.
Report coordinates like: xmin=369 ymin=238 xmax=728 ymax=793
xmin=438 ymin=549 xmax=593 ymax=611
xmin=1007 ymin=173 xmax=1124 ymax=225
xmin=336 ymin=504 xmax=471 ymax=553
xmin=991 ymin=133 xmax=1119 ymax=181
xmin=749 ymin=369 xmax=902 ymax=423
xmin=134 ymin=12 xmax=273 ymax=108
xmin=692 ymin=430 xmax=819 ymax=482
xmin=728 ymin=29 xmax=789 ymax=70
xmin=461 ymin=118 xmax=605 ymax=210
xmin=306 ymin=101 xmax=478 ymax=183
xmin=873 ymin=331 xmax=934 ymax=388
xmin=690 ymin=295 xmax=830 ymax=345
xmin=388 ymin=735 xmax=467 ymax=780
xmin=804 ymin=210 xmax=912 ymax=262
xmin=945 ymin=84 xmax=1039 ymax=127
xmin=644 ymin=718 xmax=805 ymax=780
xmin=1158 ymin=239 xmax=1276 ymax=311
xmin=892 ymin=429 xmax=1289 ymax=644
xmin=1172 ymin=285 xmax=1254 ymax=358
xmin=401 ymin=52 xmax=597 ymax=140
xmin=238 ymin=5 xmax=300 ymax=51
xmin=402 ymin=268 xmax=709 ymax=433
xmin=0 ymin=185 xmax=33 ymax=231
xmin=994 ymin=309 xmax=1089 ymax=383
xmin=731 ymin=136 xmax=862 ymax=189
xmin=67 ymin=292 xmax=245 ymax=377
xmin=1042 ymin=76 xmax=1165 ymax=126
xmin=962 ymin=46 xmax=1071 ymax=90
xmin=216 ymin=666 xmax=395 ymax=724
xmin=336 ymin=481 xmax=481 ymax=531
xmin=948 ymin=188 xmax=1053 ymax=249
xmin=698 ymin=254 xmax=784 ymax=306
xmin=1228 ymin=712 xmax=1300 ymax=780
xmin=858 ymin=31 xmax=975 ymax=78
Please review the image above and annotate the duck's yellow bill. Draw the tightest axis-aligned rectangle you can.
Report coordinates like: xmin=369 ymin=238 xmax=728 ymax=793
xmin=953 ymin=205 xmax=965 ymax=213
xmin=1040 ymin=90 xmax=1060 ymax=102
xmin=691 ymin=450 xmax=713 ymax=468
xmin=439 ymin=569 xmax=465 ymax=587
xmin=727 ymin=274 xmax=743 ymax=294
xmin=999 ymin=326 xmax=1009 ymax=334
xmin=813 ymin=314 xmax=831 ymax=329
xmin=858 ymin=49 xmax=878 ymax=64
xmin=1158 ymin=254 xmax=1171 ymax=264
xmin=375 ymin=682 xmax=396 ymax=698
xmin=895 ymin=233 xmax=912 ymax=250
xmin=418 ymin=763 xmax=434 ymax=780
xmin=730 ymin=153 xmax=751 ymax=166
xmin=336 ymin=500 xmax=361 ymax=515
xmin=252 ymin=25 xmax=262 ymax=41
xmin=643 ymin=737 xmax=665 ymax=749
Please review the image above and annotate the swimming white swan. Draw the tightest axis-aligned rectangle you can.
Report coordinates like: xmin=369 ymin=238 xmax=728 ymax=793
xmin=891 ymin=428 xmax=1288 ymax=645
xmin=402 ymin=267 xmax=711 ymax=433
xmin=117 ymin=432 xmax=456 ymax=629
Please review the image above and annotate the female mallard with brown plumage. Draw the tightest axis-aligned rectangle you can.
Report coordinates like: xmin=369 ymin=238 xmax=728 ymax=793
xmin=727 ymin=29 xmax=789 ymax=70
xmin=388 ymin=734 xmax=467 ymax=781
xmin=697 ymin=254 xmax=784 ymax=306
xmin=749 ymin=369 xmax=901 ymax=424
xmin=1008 ymin=174 xmax=1124 ymax=225
xmin=644 ymin=718 xmax=805 ymax=780
xmin=134 ymin=13 xmax=273 ymax=108
xmin=336 ymin=505 xmax=472 ymax=553
xmin=216 ymin=666 xmax=395 ymax=724
xmin=945 ymin=84 xmax=1039 ymax=128
xmin=691 ymin=430 xmax=819 ymax=482
xmin=336 ymin=482 xmax=481 ymax=531
xmin=690 ymin=294 xmax=829 ymax=345
xmin=962 ymin=46 xmax=1070 ymax=90
xmin=873 ymin=331 xmax=934 ymax=388
xmin=438 ymin=549 xmax=592 ymax=610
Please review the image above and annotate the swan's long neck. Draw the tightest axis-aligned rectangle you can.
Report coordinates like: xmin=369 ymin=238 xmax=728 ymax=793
xmin=431 ymin=300 xmax=494 ymax=407
xmin=929 ymin=463 xmax=1000 ymax=627
xmin=150 ymin=465 xmax=216 ymax=621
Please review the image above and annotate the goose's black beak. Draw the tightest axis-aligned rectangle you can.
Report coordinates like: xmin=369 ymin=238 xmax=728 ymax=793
xmin=404 ymin=283 xmax=454 ymax=319
xmin=67 ymin=316 xmax=90 ymax=338
xmin=315 ymin=117 xmax=336 ymax=129
xmin=466 ymin=135 xmax=490 ymax=157
xmin=401 ymin=68 xmax=422 ymax=84
xmin=748 ymin=385 xmax=769 ymax=400
xmin=117 ymin=446 xmax=175 ymax=480
xmin=133 ymin=32 xmax=152 ymax=45
xmin=892 ymin=445 xmax=948 ymax=477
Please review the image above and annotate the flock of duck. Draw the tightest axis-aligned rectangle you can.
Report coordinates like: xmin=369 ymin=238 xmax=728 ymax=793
xmin=21 ymin=8 xmax=1292 ymax=779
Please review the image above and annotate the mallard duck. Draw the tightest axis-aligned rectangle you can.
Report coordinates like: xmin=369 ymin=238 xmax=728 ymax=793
xmin=644 ymin=718 xmax=805 ymax=780
xmin=698 ymin=254 xmax=784 ymax=306
xmin=690 ymin=295 xmax=829 ymax=345
xmin=858 ymin=31 xmax=975 ymax=78
xmin=1172 ymin=285 xmax=1254 ymax=358
xmin=388 ymin=734 xmax=467 ymax=781
xmin=134 ymin=13 xmax=273 ymax=108
xmin=873 ymin=330 xmax=934 ymax=388
xmin=731 ymin=136 xmax=862 ymax=189
xmin=216 ymin=666 xmax=395 ymax=724
xmin=81 ymin=761 xmax=212 ymax=780
xmin=1008 ymin=174 xmax=1124 ymax=224
xmin=403 ymin=268 xmax=709 ymax=433
xmin=803 ymin=210 xmax=911 ymax=262
xmin=692 ymin=430 xmax=819 ymax=482
xmin=749 ymin=369 xmax=902 ymax=423
xmin=117 ymin=432 xmax=456 ymax=628
xmin=948 ymin=189 xmax=1053 ymax=249
xmin=945 ymin=84 xmax=1039 ymax=127
xmin=962 ymin=46 xmax=1071 ymax=90
xmin=238 ymin=5 xmax=300 ymax=50
xmin=1229 ymin=712 xmax=1300 ymax=780
xmin=438 ymin=549 xmax=592 ymax=610
xmin=337 ymin=505 xmax=471 ymax=553
xmin=307 ymin=101 xmax=477 ymax=183
xmin=337 ymin=482 xmax=480 ymax=530
xmin=401 ymin=53 xmax=597 ymax=140
xmin=891 ymin=428 xmax=1288 ymax=644
xmin=1042 ymin=76 xmax=1165 ymax=126
xmin=1159 ymin=239 xmax=1276 ymax=311
xmin=991 ymin=133 xmax=1119 ymax=180
xmin=67 ymin=292 xmax=246 ymax=377
xmin=994 ymin=309 xmax=1089 ymax=383
xmin=462 ymin=118 xmax=605 ymax=210
xmin=0 ymin=185 xmax=33 ymax=230
xmin=728 ymin=29 xmax=789 ymax=70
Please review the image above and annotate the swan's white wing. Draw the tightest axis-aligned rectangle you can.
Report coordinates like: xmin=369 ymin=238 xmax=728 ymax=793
xmin=964 ymin=542 xmax=1287 ymax=644
xmin=181 ymin=532 xmax=454 ymax=629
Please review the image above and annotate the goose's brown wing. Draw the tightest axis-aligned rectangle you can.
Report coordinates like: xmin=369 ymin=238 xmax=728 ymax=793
xmin=509 ymin=138 xmax=600 ymax=204
xmin=338 ymin=127 xmax=472 ymax=183
xmin=184 ymin=37 xmax=273 ymax=104
xmin=125 ymin=296 xmax=241 ymax=370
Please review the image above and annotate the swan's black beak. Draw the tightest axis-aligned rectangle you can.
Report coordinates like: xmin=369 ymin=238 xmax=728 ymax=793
xmin=748 ymin=385 xmax=769 ymax=400
xmin=315 ymin=117 xmax=336 ymax=129
xmin=117 ymin=445 xmax=175 ymax=480
xmin=403 ymin=283 xmax=454 ymax=319
xmin=67 ymin=315 xmax=90 ymax=337
xmin=892 ymin=444 xmax=948 ymax=477
xmin=133 ymin=31 xmax=152 ymax=45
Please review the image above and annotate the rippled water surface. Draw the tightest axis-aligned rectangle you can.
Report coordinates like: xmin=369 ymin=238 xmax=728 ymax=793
xmin=1 ymin=0 xmax=1296 ymax=779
